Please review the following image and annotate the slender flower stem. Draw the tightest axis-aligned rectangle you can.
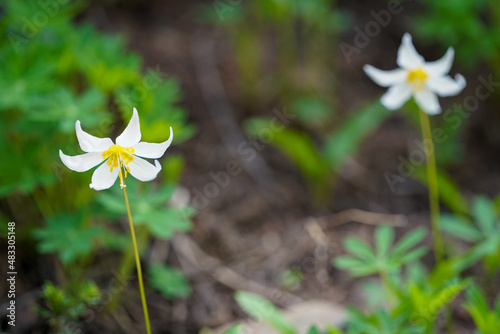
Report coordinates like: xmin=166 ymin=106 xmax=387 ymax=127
xmin=418 ymin=109 xmax=444 ymax=263
xmin=119 ymin=170 xmax=151 ymax=334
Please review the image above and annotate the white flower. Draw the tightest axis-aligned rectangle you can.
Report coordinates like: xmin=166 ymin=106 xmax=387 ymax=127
xmin=59 ymin=108 xmax=173 ymax=191
xmin=363 ymin=33 xmax=466 ymax=115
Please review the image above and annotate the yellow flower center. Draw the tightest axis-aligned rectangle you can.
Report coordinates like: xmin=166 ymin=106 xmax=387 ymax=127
xmin=102 ymin=145 xmax=135 ymax=176
xmin=407 ymin=68 xmax=428 ymax=91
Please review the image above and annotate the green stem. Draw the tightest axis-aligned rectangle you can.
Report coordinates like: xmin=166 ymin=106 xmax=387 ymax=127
xmin=119 ymin=170 xmax=151 ymax=334
xmin=418 ymin=109 xmax=444 ymax=263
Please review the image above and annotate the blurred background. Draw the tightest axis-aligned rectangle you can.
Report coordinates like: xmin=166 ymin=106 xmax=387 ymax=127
xmin=2 ymin=0 xmax=500 ymax=333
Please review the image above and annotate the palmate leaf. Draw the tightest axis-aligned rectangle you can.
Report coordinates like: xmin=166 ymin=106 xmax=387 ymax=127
xmin=234 ymin=291 xmax=296 ymax=334
xmin=334 ymin=226 xmax=428 ymax=278
xmin=33 ymin=213 xmax=102 ymax=263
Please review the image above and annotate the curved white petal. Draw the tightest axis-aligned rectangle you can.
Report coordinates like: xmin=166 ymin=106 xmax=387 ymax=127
xmin=426 ymin=74 xmax=466 ymax=97
xmin=89 ymin=162 xmax=119 ymax=191
xmin=397 ymin=33 xmax=424 ymax=69
xmin=128 ymin=157 xmax=162 ymax=182
xmin=116 ymin=108 xmax=141 ymax=147
xmin=415 ymin=89 xmax=441 ymax=115
xmin=363 ymin=65 xmax=407 ymax=87
xmin=76 ymin=121 xmax=113 ymax=153
xmin=380 ymin=83 xmax=412 ymax=110
xmin=424 ymin=47 xmax=454 ymax=76
xmin=132 ymin=127 xmax=174 ymax=159
xmin=59 ymin=150 xmax=103 ymax=172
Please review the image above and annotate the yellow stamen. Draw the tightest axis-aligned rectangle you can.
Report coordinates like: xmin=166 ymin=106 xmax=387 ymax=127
xmin=102 ymin=145 xmax=135 ymax=176
xmin=407 ymin=68 xmax=428 ymax=91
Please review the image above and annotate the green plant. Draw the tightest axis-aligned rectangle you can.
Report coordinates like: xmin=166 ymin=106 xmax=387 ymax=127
xmin=38 ymin=281 xmax=101 ymax=334
xmin=463 ymin=285 xmax=500 ymax=334
xmin=441 ymin=196 xmax=500 ymax=274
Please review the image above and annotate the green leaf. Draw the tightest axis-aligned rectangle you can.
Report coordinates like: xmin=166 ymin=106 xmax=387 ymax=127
xmin=375 ymin=226 xmax=394 ymax=259
xmin=244 ymin=117 xmax=328 ymax=183
xmin=472 ymin=196 xmax=496 ymax=234
xmin=222 ymin=324 xmax=243 ymax=334
xmin=148 ymin=263 xmax=191 ymax=298
xmin=440 ymin=214 xmax=482 ymax=242
xmin=343 ymin=237 xmax=375 ymax=261
xmin=307 ymin=325 xmax=321 ymax=334
xmin=324 ymin=100 xmax=393 ymax=168
xmin=392 ymin=227 xmax=427 ymax=258
xmin=33 ymin=213 xmax=102 ymax=263
xmin=234 ymin=291 xmax=296 ymax=334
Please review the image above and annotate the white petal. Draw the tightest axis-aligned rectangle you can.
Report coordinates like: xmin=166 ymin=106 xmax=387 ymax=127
xmin=132 ymin=127 xmax=174 ymax=159
xmin=424 ymin=47 xmax=454 ymax=76
xmin=59 ymin=150 xmax=103 ymax=172
xmin=414 ymin=89 xmax=441 ymax=115
xmin=380 ymin=83 xmax=412 ymax=110
xmin=426 ymin=74 xmax=466 ymax=97
xmin=76 ymin=121 xmax=113 ymax=153
xmin=363 ymin=65 xmax=407 ymax=87
xmin=128 ymin=158 xmax=162 ymax=182
xmin=90 ymin=162 xmax=119 ymax=191
xmin=116 ymin=108 xmax=141 ymax=147
xmin=397 ymin=33 xmax=424 ymax=69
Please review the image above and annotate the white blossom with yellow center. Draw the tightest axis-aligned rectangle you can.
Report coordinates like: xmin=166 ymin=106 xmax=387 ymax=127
xmin=59 ymin=108 xmax=173 ymax=190
xmin=363 ymin=33 xmax=466 ymax=115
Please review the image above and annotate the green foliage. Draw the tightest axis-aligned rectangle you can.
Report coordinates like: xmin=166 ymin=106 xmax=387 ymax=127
xmin=401 ymin=278 xmax=470 ymax=330
xmin=1 ymin=0 xmax=194 ymax=328
xmin=38 ymin=280 xmax=101 ymax=333
xmin=148 ymin=263 xmax=191 ymax=299
xmin=416 ymin=0 xmax=500 ymax=68
xmin=333 ymin=226 xmax=428 ymax=277
xmin=33 ymin=213 xmax=103 ymax=264
xmin=234 ymin=291 xmax=296 ymax=334
xmin=464 ymin=285 xmax=500 ymax=334
xmin=441 ymin=196 xmax=500 ymax=272
xmin=345 ymin=308 xmax=424 ymax=334
xmin=97 ymin=181 xmax=194 ymax=239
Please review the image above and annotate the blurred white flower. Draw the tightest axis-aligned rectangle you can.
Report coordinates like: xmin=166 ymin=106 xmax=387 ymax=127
xmin=364 ymin=33 xmax=466 ymax=115
xmin=60 ymin=108 xmax=173 ymax=191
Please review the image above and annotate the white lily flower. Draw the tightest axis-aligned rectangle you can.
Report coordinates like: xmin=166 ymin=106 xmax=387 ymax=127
xmin=363 ymin=33 xmax=466 ymax=115
xmin=59 ymin=108 xmax=173 ymax=191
